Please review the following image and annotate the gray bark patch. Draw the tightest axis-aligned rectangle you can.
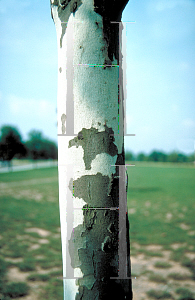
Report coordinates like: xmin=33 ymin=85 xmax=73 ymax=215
xmin=68 ymin=126 xmax=118 ymax=170
xmin=69 ymin=208 xmax=120 ymax=295
xmin=68 ymin=153 xmax=132 ymax=298
xmin=93 ymin=0 xmax=129 ymax=64
xmin=93 ymin=0 xmax=129 ymax=22
xmin=61 ymin=113 xmax=66 ymax=134
xmin=71 ymin=173 xmax=112 ymax=207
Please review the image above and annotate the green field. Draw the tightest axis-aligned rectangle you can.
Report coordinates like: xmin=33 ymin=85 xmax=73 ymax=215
xmin=127 ymin=162 xmax=195 ymax=246
xmin=0 ymin=162 xmax=194 ymax=299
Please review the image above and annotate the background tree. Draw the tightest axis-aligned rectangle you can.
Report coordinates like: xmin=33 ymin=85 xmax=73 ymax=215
xmin=125 ymin=151 xmax=135 ymax=161
xmin=0 ymin=125 xmax=26 ymax=166
xmin=25 ymin=130 xmax=57 ymax=160
xmin=25 ymin=130 xmax=43 ymax=160
xmin=135 ymin=150 xmax=192 ymax=163
xmin=148 ymin=151 xmax=167 ymax=162
xmin=51 ymin=0 xmax=132 ymax=299
xmin=137 ymin=152 xmax=148 ymax=162
xmin=167 ymin=151 xmax=181 ymax=163
xmin=187 ymin=153 xmax=194 ymax=163
xmin=167 ymin=151 xmax=189 ymax=163
xmin=41 ymin=139 xmax=58 ymax=159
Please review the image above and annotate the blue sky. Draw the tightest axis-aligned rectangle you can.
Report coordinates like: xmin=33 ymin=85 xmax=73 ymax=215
xmin=0 ymin=0 xmax=194 ymax=155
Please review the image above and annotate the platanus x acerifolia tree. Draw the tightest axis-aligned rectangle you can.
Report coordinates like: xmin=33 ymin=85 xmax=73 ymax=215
xmin=50 ymin=0 xmax=133 ymax=299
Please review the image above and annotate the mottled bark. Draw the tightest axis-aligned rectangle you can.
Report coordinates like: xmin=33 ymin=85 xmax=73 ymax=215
xmin=51 ymin=0 xmax=132 ymax=299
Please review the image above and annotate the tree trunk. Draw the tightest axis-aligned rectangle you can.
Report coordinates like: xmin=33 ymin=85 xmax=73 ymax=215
xmin=50 ymin=0 xmax=132 ymax=299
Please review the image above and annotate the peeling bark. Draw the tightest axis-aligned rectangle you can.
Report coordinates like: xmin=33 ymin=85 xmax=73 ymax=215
xmin=68 ymin=126 xmax=118 ymax=170
xmin=51 ymin=0 xmax=132 ymax=299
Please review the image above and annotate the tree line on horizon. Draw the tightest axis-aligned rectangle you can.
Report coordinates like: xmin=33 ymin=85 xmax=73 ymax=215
xmin=0 ymin=125 xmax=57 ymax=164
xmin=0 ymin=125 xmax=194 ymax=164
xmin=125 ymin=150 xmax=194 ymax=163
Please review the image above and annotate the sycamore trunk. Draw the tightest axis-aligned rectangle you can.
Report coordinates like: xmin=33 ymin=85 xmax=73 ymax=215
xmin=51 ymin=0 xmax=132 ymax=298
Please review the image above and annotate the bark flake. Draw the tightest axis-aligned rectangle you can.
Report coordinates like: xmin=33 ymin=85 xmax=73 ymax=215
xmin=68 ymin=126 xmax=118 ymax=170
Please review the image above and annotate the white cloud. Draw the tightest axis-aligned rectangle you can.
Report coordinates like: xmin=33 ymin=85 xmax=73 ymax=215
xmin=126 ymin=114 xmax=134 ymax=125
xmin=155 ymin=1 xmax=177 ymax=11
xmin=154 ymin=0 xmax=194 ymax=12
xmin=2 ymin=94 xmax=57 ymax=142
xmin=0 ymin=0 xmax=31 ymax=14
xmin=182 ymin=118 xmax=195 ymax=129
xmin=177 ymin=138 xmax=195 ymax=153
xmin=8 ymin=94 xmax=54 ymax=118
xmin=147 ymin=0 xmax=195 ymax=41
xmin=177 ymin=62 xmax=190 ymax=71
xmin=137 ymin=125 xmax=154 ymax=136
xmin=171 ymin=104 xmax=179 ymax=113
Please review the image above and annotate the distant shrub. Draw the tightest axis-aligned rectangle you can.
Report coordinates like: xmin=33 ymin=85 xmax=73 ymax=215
xmin=176 ymin=287 xmax=194 ymax=300
xmin=133 ymin=150 xmax=193 ymax=163
xmin=181 ymin=258 xmax=195 ymax=279
xmin=147 ymin=289 xmax=172 ymax=299
xmin=154 ymin=261 xmax=172 ymax=268
xmin=0 ymin=258 xmax=7 ymax=293
xmin=125 ymin=151 xmax=135 ymax=161
xmin=18 ymin=257 xmax=36 ymax=272
xmin=27 ymin=273 xmax=49 ymax=281
xmin=168 ymin=272 xmax=190 ymax=280
xmin=149 ymin=273 xmax=167 ymax=284
xmin=5 ymin=282 xmax=29 ymax=298
xmin=40 ymin=278 xmax=63 ymax=300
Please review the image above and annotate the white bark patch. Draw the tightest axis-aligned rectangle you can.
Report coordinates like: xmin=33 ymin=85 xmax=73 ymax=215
xmin=73 ymin=206 xmax=84 ymax=228
xmin=71 ymin=153 xmax=117 ymax=180
xmin=90 ymin=153 xmax=117 ymax=177
xmin=73 ymin=66 xmax=119 ymax=130
xmin=52 ymin=6 xmax=62 ymax=43
xmin=63 ymin=279 xmax=79 ymax=299
xmin=74 ymin=267 xmax=83 ymax=278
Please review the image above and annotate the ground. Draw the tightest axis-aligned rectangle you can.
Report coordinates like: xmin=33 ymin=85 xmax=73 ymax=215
xmin=0 ymin=161 xmax=194 ymax=299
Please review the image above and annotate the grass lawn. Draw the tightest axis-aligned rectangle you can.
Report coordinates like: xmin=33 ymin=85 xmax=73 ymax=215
xmin=0 ymin=162 xmax=194 ymax=299
xmin=127 ymin=162 xmax=195 ymax=247
xmin=126 ymin=162 xmax=195 ymax=300
xmin=0 ymin=167 xmax=63 ymax=299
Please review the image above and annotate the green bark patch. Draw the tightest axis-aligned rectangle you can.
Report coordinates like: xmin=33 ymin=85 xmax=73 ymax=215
xmin=68 ymin=126 xmax=118 ymax=170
